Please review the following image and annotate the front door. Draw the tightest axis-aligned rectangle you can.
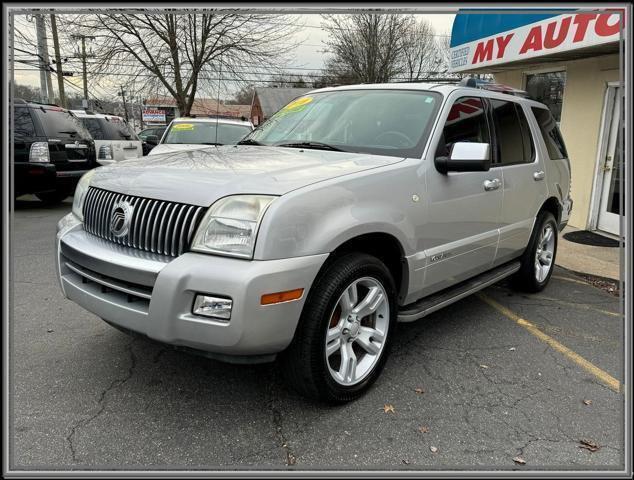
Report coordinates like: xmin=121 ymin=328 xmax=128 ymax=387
xmin=421 ymin=95 xmax=502 ymax=296
xmin=597 ymin=86 xmax=623 ymax=235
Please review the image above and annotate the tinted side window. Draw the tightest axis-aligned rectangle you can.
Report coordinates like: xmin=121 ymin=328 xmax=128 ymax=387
xmin=490 ymin=99 xmax=530 ymax=166
xmin=515 ymin=104 xmax=535 ymax=163
xmin=531 ymin=107 xmax=568 ymax=159
xmin=14 ymin=107 xmax=35 ymax=137
xmin=436 ymin=96 xmax=490 ymax=158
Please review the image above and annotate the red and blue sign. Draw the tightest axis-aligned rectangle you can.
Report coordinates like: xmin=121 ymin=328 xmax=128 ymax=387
xmin=449 ymin=9 xmax=623 ymax=72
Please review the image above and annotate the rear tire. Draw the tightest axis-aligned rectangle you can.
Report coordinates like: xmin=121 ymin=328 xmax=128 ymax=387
xmin=36 ymin=190 xmax=70 ymax=205
xmin=280 ymin=253 xmax=397 ymax=403
xmin=512 ymin=211 xmax=558 ymax=293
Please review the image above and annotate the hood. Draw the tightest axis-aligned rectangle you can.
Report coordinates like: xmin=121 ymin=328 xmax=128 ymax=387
xmin=90 ymin=145 xmax=404 ymax=206
xmin=147 ymin=143 xmax=213 ymax=156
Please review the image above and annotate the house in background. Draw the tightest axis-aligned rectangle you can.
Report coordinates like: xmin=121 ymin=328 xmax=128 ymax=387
xmin=449 ymin=9 xmax=622 ymax=236
xmin=144 ymin=96 xmax=251 ymax=126
xmin=250 ymin=87 xmax=314 ymax=126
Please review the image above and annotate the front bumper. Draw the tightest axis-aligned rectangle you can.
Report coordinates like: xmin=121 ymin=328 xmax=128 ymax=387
xmin=56 ymin=214 xmax=328 ymax=358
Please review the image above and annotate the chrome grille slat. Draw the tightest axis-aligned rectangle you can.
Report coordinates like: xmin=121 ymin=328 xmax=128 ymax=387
xmin=83 ymin=187 xmax=205 ymax=258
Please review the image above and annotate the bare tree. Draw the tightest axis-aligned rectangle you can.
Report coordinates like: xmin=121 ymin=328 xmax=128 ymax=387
xmin=321 ymin=13 xmax=411 ymax=84
xmin=400 ymin=18 xmax=444 ymax=81
xmin=67 ymin=11 xmax=300 ymax=116
xmin=321 ymin=14 xmax=456 ymax=84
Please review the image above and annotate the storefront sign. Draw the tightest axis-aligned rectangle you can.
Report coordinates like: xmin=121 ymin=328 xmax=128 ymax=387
xmin=450 ymin=11 xmax=622 ymax=72
xmin=142 ymin=109 xmax=166 ymax=123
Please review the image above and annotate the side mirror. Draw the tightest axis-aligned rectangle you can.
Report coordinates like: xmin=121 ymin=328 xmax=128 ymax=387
xmin=435 ymin=142 xmax=491 ymax=174
xmin=145 ymin=135 xmax=159 ymax=146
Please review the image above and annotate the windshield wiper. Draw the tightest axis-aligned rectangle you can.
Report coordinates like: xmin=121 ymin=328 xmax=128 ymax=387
xmin=59 ymin=130 xmax=77 ymax=135
xmin=237 ymin=138 xmax=263 ymax=146
xmin=275 ymin=141 xmax=346 ymax=152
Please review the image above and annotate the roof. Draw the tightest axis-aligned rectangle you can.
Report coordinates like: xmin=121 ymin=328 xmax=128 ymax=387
xmin=253 ymin=87 xmax=314 ymax=117
xmin=171 ymin=117 xmax=253 ymax=127
xmin=72 ymin=110 xmax=126 ymax=121
xmin=145 ymin=96 xmax=250 ymax=118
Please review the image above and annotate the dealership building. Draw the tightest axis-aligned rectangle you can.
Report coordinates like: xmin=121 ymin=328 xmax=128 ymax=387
xmin=449 ymin=9 xmax=623 ymax=236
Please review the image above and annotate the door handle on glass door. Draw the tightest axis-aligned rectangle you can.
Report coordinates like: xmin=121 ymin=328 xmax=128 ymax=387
xmin=533 ymin=171 xmax=545 ymax=181
xmin=483 ymin=178 xmax=501 ymax=191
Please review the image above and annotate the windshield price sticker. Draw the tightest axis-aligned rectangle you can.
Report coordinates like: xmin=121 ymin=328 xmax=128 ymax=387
xmin=172 ymin=123 xmax=196 ymax=131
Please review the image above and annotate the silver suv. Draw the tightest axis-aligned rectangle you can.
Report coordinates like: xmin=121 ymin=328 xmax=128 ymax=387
xmin=56 ymin=83 xmax=572 ymax=402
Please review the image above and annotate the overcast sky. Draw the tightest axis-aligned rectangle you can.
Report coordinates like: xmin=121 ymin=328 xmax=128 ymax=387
xmin=13 ymin=13 xmax=456 ymax=100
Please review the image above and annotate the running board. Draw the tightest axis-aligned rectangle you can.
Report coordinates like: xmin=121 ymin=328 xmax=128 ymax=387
xmin=397 ymin=261 xmax=521 ymax=322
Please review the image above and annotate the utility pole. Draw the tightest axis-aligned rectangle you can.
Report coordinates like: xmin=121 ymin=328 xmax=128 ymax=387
xmin=71 ymin=34 xmax=95 ymax=109
xmin=35 ymin=14 xmax=53 ymax=103
xmin=49 ymin=14 xmax=66 ymax=108
xmin=119 ymin=86 xmax=129 ymax=121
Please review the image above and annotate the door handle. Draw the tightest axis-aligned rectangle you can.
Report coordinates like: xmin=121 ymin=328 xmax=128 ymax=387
xmin=483 ymin=178 xmax=501 ymax=191
xmin=533 ymin=170 xmax=545 ymax=181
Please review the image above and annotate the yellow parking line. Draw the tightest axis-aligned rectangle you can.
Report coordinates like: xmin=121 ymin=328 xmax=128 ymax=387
xmin=477 ymin=293 xmax=621 ymax=393
xmin=552 ymin=275 xmax=590 ymax=286
xmin=535 ymin=295 xmax=621 ymax=317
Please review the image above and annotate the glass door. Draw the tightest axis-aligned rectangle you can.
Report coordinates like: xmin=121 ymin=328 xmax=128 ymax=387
xmin=597 ymin=86 xmax=623 ymax=235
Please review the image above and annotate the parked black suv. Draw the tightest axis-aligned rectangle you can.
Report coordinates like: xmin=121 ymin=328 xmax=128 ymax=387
xmin=13 ymin=99 xmax=98 ymax=204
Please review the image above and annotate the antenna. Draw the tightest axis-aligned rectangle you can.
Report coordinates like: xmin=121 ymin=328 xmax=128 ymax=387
xmin=215 ymin=55 xmax=222 ymax=145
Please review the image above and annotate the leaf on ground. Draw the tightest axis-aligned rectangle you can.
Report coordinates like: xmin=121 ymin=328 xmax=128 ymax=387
xmin=583 ymin=399 xmax=592 ymax=405
xmin=480 ymin=364 xmax=489 ymax=369
xmin=414 ymin=388 xmax=424 ymax=394
xmin=383 ymin=404 xmax=395 ymax=414
xmin=402 ymin=459 xmax=410 ymax=465
xmin=509 ymin=347 xmax=516 ymax=351
xmin=418 ymin=425 xmax=429 ymax=433
xmin=286 ymin=453 xmax=297 ymax=465
xmin=429 ymin=446 xmax=438 ymax=453
xmin=579 ymin=438 xmax=601 ymax=452
xmin=47 ymin=329 xmax=54 ymax=333
xmin=513 ymin=456 xmax=526 ymax=465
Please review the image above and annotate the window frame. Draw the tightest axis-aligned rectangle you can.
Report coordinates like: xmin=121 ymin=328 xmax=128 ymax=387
xmin=434 ymin=94 xmax=493 ymax=161
xmin=13 ymin=106 xmax=36 ymax=138
xmin=486 ymin=97 xmax=537 ymax=168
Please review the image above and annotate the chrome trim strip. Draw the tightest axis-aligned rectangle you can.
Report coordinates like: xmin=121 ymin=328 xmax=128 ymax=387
xmin=64 ymin=261 xmax=152 ymax=300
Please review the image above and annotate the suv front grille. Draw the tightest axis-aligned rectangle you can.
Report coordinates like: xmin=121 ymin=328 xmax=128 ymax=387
xmin=83 ymin=187 xmax=206 ymax=257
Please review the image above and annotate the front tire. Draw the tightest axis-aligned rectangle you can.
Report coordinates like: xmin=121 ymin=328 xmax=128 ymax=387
xmin=280 ymin=253 xmax=397 ymax=403
xmin=512 ymin=211 xmax=558 ymax=293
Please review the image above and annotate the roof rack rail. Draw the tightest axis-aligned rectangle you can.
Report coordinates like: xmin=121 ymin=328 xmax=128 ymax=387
xmin=26 ymin=100 xmax=64 ymax=107
xmin=459 ymin=76 xmax=529 ymax=98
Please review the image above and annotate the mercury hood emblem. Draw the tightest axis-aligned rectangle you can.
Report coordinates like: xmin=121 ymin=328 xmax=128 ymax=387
xmin=110 ymin=201 xmax=133 ymax=237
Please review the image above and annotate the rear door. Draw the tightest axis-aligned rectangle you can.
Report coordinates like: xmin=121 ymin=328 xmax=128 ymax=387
xmin=421 ymin=94 xmax=503 ymax=295
xmin=489 ymin=98 xmax=548 ymax=265
xmin=104 ymin=117 xmax=143 ymax=160
xmin=32 ymin=107 xmax=96 ymax=172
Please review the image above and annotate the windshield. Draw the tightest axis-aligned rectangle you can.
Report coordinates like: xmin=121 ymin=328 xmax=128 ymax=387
xmin=163 ymin=121 xmax=252 ymax=145
xmin=244 ymin=89 xmax=441 ymax=158
xmin=34 ymin=108 xmax=92 ymax=139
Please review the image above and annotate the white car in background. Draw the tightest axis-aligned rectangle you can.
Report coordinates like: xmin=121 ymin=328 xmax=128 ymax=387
xmin=72 ymin=111 xmax=143 ymax=165
xmin=148 ymin=117 xmax=254 ymax=156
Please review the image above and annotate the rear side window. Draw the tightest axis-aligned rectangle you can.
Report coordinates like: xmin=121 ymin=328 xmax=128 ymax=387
xmin=531 ymin=107 xmax=568 ymax=159
xmin=489 ymin=99 xmax=533 ymax=165
xmin=33 ymin=108 xmax=92 ymax=140
xmin=104 ymin=117 xmax=139 ymax=141
xmin=80 ymin=118 xmax=106 ymax=140
xmin=436 ymin=96 xmax=490 ymax=158
xmin=14 ymin=107 xmax=35 ymax=137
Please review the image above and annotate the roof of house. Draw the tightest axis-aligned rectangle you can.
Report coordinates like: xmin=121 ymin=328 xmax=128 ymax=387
xmin=144 ymin=96 xmax=249 ymax=119
xmin=253 ymin=87 xmax=314 ymax=118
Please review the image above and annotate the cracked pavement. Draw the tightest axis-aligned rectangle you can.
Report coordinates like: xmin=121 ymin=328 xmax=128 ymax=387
xmin=10 ymin=198 xmax=625 ymax=471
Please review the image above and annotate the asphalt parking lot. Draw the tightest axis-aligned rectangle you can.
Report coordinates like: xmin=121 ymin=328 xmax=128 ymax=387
xmin=10 ymin=197 xmax=625 ymax=471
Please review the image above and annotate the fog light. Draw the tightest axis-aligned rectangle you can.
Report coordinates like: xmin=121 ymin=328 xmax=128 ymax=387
xmin=193 ymin=295 xmax=232 ymax=320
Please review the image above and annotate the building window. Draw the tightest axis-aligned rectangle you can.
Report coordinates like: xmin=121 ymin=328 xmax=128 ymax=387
xmin=525 ymin=71 xmax=566 ymax=123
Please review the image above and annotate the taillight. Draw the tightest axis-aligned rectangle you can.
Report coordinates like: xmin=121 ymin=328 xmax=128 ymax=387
xmin=29 ymin=142 xmax=50 ymax=163
xmin=98 ymin=144 xmax=113 ymax=160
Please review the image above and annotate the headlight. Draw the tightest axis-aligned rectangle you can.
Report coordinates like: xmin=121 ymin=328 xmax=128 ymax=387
xmin=72 ymin=169 xmax=97 ymax=221
xmin=191 ymin=195 xmax=276 ymax=259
